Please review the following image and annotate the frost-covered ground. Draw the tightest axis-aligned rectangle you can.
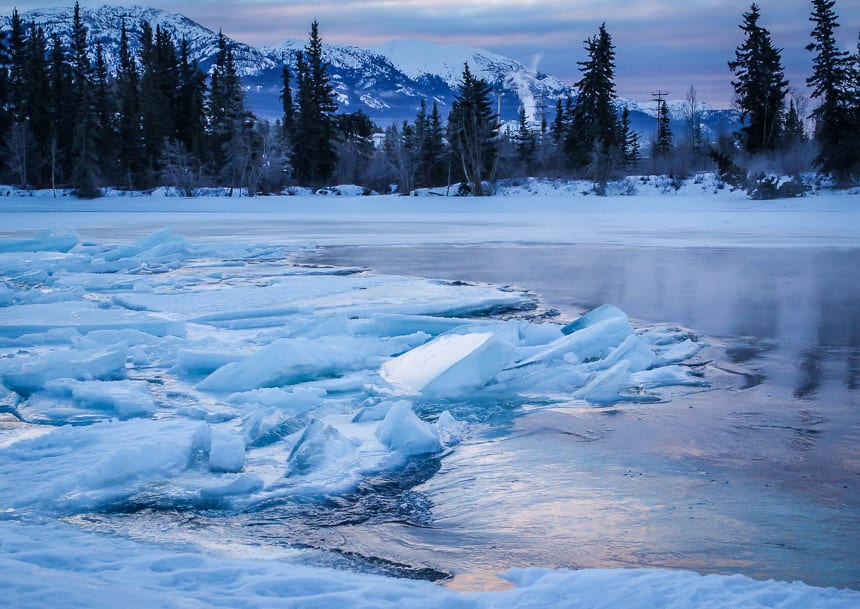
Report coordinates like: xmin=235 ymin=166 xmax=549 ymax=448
xmin=1 ymin=186 xmax=858 ymax=608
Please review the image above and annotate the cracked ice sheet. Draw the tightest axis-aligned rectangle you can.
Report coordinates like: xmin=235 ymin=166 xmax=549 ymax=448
xmin=1 ymin=227 xmax=825 ymax=608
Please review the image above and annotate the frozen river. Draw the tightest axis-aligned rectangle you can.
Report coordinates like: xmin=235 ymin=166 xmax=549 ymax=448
xmin=1 ymin=192 xmax=858 ymax=600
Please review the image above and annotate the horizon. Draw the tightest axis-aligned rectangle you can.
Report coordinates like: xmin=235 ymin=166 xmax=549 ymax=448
xmin=1 ymin=1 xmax=859 ymax=108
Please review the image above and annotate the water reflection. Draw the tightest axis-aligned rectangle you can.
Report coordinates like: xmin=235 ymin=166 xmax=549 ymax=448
xmin=307 ymin=243 xmax=860 ymax=589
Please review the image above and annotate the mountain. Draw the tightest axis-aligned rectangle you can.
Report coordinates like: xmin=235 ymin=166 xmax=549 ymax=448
xmin=1 ymin=4 xmax=738 ymax=138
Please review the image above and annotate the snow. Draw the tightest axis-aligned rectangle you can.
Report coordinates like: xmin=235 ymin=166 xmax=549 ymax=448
xmin=0 ymin=519 xmax=857 ymax=609
xmin=380 ymin=332 xmax=514 ymax=395
xmin=0 ymin=191 xmax=858 ymax=607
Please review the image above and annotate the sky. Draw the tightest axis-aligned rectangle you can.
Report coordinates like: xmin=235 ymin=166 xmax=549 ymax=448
xmin=1 ymin=1 xmax=858 ymax=107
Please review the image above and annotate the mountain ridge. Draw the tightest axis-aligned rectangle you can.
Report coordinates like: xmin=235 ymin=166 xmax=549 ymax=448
xmin=1 ymin=4 xmax=738 ymax=138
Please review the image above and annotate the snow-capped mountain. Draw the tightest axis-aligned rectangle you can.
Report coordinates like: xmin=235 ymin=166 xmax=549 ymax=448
xmin=0 ymin=5 xmax=274 ymax=76
xmin=2 ymin=4 xmax=737 ymax=135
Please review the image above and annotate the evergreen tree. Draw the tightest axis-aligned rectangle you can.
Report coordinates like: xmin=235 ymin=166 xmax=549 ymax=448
xmin=564 ymin=23 xmax=621 ymax=181
xmin=334 ymin=110 xmax=375 ymax=185
xmin=6 ymin=9 xmax=27 ymax=120
xmin=447 ymin=63 xmax=498 ymax=196
xmin=139 ymin=24 xmax=180 ymax=179
xmin=512 ymin=105 xmax=537 ymax=170
xmin=0 ymin=29 xmax=11 ymax=158
xmin=280 ymin=63 xmax=294 ymax=140
xmin=289 ymin=21 xmax=338 ymax=186
xmin=176 ymin=36 xmax=207 ymax=160
xmin=48 ymin=32 xmax=74 ymax=189
xmin=654 ymin=99 xmax=673 ymax=156
xmin=420 ymin=101 xmax=447 ymax=186
xmin=93 ymin=40 xmax=118 ymax=183
xmin=208 ymin=30 xmax=246 ymax=180
xmin=115 ymin=21 xmax=143 ymax=189
xmin=806 ymin=0 xmax=857 ymax=181
xmin=69 ymin=2 xmax=100 ymax=197
xmin=728 ymin=3 xmax=789 ymax=153
xmin=783 ymin=97 xmax=807 ymax=148
xmin=620 ymin=105 xmax=641 ymax=170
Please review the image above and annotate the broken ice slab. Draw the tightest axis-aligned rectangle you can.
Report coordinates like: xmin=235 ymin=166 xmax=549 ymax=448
xmin=208 ymin=428 xmax=246 ymax=473
xmin=374 ymin=400 xmax=442 ymax=455
xmin=0 ymin=229 xmax=78 ymax=253
xmin=380 ymin=332 xmax=514 ymax=395
xmin=0 ymin=301 xmax=185 ymax=339
xmin=0 ymin=346 xmax=128 ymax=396
xmin=19 ymin=379 xmax=156 ymax=424
xmin=287 ymin=419 xmax=359 ymax=476
xmin=512 ymin=313 xmax=634 ymax=368
xmin=197 ymin=335 xmax=422 ymax=393
xmin=561 ymin=304 xmax=627 ymax=335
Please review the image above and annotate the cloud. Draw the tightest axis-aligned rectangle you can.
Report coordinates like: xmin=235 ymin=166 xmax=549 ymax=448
xmin=2 ymin=0 xmax=858 ymax=106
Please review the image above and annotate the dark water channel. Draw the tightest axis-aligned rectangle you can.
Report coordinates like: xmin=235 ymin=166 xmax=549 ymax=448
xmin=305 ymin=244 xmax=860 ymax=591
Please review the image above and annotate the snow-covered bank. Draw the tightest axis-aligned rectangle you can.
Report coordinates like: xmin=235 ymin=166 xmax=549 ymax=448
xmin=0 ymin=183 xmax=858 ymax=248
xmin=2 ymin=518 xmax=857 ymax=609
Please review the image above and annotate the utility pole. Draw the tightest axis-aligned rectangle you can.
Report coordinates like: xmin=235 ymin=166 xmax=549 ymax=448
xmin=496 ymin=87 xmax=503 ymax=127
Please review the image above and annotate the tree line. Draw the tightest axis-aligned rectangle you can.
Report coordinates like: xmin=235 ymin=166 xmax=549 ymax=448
xmin=0 ymin=1 xmax=857 ymax=198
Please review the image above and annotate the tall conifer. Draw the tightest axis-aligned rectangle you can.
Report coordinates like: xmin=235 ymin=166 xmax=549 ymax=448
xmin=729 ymin=3 xmax=789 ymax=153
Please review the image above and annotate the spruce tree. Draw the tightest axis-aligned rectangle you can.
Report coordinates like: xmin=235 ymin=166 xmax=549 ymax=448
xmin=176 ymin=36 xmax=207 ymax=160
xmin=208 ymin=30 xmax=246 ymax=181
xmin=69 ymin=2 xmax=100 ymax=197
xmin=655 ymin=99 xmax=673 ymax=156
xmin=115 ymin=21 xmax=143 ymax=189
xmin=420 ymin=101 xmax=447 ymax=186
xmin=289 ymin=21 xmax=338 ymax=186
xmin=48 ymin=32 xmax=74 ymax=189
xmin=512 ymin=106 xmax=537 ymax=170
xmin=806 ymin=0 xmax=857 ymax=181
xmin=0 ymin=29 xmax=10 ymax=155
xmin=564 ymin=23 xmax=621 ymax=181
xmin=728 ymin=3 xmax=789 ymax=153
xmin=620 ymin=105 xmax=640 ymax=170
xmin=447 ymin=63 xmax=498 ymax=195
xmin=280 ymin=63 xmax=294 ymax=140
xmin=93 ymin=41 xmax=118 ymax=184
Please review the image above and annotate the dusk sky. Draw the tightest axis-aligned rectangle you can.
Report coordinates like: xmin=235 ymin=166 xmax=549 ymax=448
xmin=2 ymin=1 xmax=858 ymax=107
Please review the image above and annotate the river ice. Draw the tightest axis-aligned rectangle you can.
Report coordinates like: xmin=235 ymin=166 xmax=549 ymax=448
xmin=1 ymin=188 xmax=858 ymax=607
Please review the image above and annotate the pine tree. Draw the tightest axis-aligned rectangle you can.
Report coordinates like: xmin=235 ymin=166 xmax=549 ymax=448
xmin=115 ymin=21 xmax=142 ymax=189
xmin=92 ymin=41 xmax=118 ymax=184
xmin=425 ymin=101 xmax=447 ymax=186
xmin=289 ymin=21 xmax=338 ymax=186
xmin=208 ymin=30 xmax=246 ymax=182
xmin=6 ymin=9 xmax=27 ymax=121
xmin=48 ymin=32 xmax=74 ymax=189
xmin=564 ymin=23 xmax=621 ymax=181
xmin=620 ymin=105 xmax=640 ymax=170
xmin=139 ymin=24 xmax=180 ymax=180
xmin=654 ymin=99 xmax=673 ymax=156
xmin=783 ymin=97 xmax=807 ymax=149
xmin=176 ymin=36 xmax=207 ymax=161
xmin=12 ymin=23 xmax=51 ymax=186
xmin=512 ymin=106 xmax=537 ymax=170
xmin=447 ymin=63 xmax=498 ymax=196
xmin=280 ymin=63 xmax=294 ymax=140
xmin=729 ymin=3 xmax=789 ymax=153
xmin=333 ymin=110 xmax=374 ymax=186
xmin=0 ymin=29 xmax=11 ymax=157
xmin=69 ymin=2 xmax=100 ymax=197
xmin=806 ymin=0 xmax=857 ymax=181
